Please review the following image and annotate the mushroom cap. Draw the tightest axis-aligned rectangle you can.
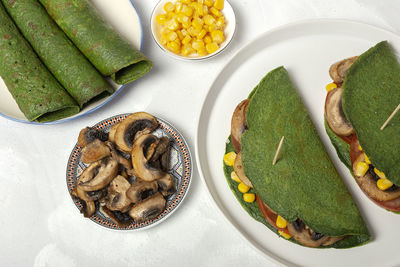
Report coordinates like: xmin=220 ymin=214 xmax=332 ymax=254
xmin=79 ymin=157 xmax=118 ymax=191
xmin=231 ymin=99 xmax=249 ymax=152
xmin=106 ymin=175 xmax=132 ymax=211
xmin=325 ymin=87 xmax=354 ymax=137
xmin=78 ymin=127 xmax=108 ymax=147
xmin=114 ymin=112 xmax=158 ymax=153
xmin=329 ymin=56 xmax=358 ymax=84
xmin=108 ymin=123 xmax=120 ymax=143
xmin=147 ymin=137 xmax=171 ymax=172
xmin=157 ymin=174 xmax=176 ymax=197
xmin=81 ymin=139 xmax=111 ymax=164
xmin=132 ymin=134 xmax=165 ymax=181
xmin=129 ymin=192 xmax=166 ymax=222
xmin=126 ymin=179 xmax=158 ymax=203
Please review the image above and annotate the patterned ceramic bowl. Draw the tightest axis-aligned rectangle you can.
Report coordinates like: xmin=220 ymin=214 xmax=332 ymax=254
xmin=66 ymin=113 xmax=192 ymax=230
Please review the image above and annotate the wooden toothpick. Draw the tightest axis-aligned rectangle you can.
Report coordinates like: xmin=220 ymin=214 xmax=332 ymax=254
xmin=272 ymin=136 xmax=285 ymax=166
xmin=380 ymin=103 xmax=400 ymax=130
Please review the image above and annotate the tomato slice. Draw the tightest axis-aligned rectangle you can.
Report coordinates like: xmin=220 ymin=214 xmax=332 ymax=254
xmin=256 ymin=195 xmax=290 ymax=235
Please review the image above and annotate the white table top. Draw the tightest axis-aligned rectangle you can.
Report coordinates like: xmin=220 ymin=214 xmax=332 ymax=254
xmin=1 ymin=0 xmax=400 ymax=266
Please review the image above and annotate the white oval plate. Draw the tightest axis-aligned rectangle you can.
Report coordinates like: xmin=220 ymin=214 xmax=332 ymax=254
xmin=0 ymin=0 xmax=143 ymax=124
xmin=150 ymin=0 xmax=236 ymax=61
xmin=195 ymin=19 xmax=400 ymax=266
xmin=67 ymin=114 xmax=192 ymax=230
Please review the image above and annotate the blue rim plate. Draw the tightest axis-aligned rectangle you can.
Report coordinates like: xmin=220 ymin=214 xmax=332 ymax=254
xmin=66 ymin=113 xmax=193 ymax=230
xmin=0 ymin=0 xmax=144 ymax=125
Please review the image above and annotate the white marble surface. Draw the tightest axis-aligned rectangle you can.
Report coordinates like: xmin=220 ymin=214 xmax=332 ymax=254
xmin=1 ymin=1 xmax=400 ymax=266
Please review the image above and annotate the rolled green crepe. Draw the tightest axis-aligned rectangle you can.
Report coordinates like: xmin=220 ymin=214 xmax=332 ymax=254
xmin=0 ymin=2 xmax=79 ymax=122
xmin=224 ymin=67 xmax=370 ymax=248
xmin=342 ymin=41 xmax=400 ymax=185
xmin=2 ymin=0 xmax=113 ymax=108
xmin=40 ymin=0 xmax=152 ymax=85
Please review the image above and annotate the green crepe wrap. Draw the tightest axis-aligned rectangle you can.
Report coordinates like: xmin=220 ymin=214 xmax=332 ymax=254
xmin=2 ymin=0 xmax=113 ymax=108
xmin=342 ymin=41 xmax=400 ymax=185
xmin=226 ymin=67 xmax=369 ymax=247
xmin=0 ymin=2 xmax=79 ymax=122
xmin=39 ymin=0 xmax=152 ymax=85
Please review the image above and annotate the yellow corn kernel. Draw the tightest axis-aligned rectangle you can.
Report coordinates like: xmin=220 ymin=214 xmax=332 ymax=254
xmin=160 ymin=35 xmax=168 ymax=45
xmin=204 ymin=14 xmax=216 ymax=25
xmin=326 ymin=82 xmax=337 ymax=92
xmin=276 ymin=215 xmax=287 ymax=229
xmin=167 ymin=11 xmax=177 ymax=19
xmin=198 ymin=0 xmax=204 ymax=4
xmin=243 ymin=193 xmax=255 ymax=203
xmin=176 ymin=30 xmax=185 ymax=40
xmin=202 ymin=5 xmax=209 ymax=15
xmin=181 ymin=43 xmax=194 ymax=56
xmin=204 ymin=35 xmax=212 ymax=44
xmin=223 ymin=151 xmax=236 ymax=166
xmin=195 ymin=3 xmax=204 ymax=16
xmin=175 ymin=2 xmax=184 ymax=13
xmin=213 ymin=0 xmax=224 ymax=10
xmin=167 ymin=41 xmax=181 ymax=53
xmin=230 ymin=171 xmax=241 ymax=183
xmin=197 ymin=29 xmax=207 ymax=39
xmin=164 ymin=2 xmax=175 ymax=12
xmin=181 ymin=0 xmax=191 ymax=3
xmin=206 ymin=42 xmax=219 ymax=53
xmin=358 ymin=144 xmax=362 ymax=151
xmin=167 ymin=31 xmax=178 ymax=41
xmin=238 ymin=182 xmax=250 ymax=193
xmin=208 ymin=24 xmax=217 ymax=32
xmin=204 ymin=0 xmax=214 ymax=7
xmin=192 ymin=17 xmax=204 ymax=29
xmin=160 ymin=27 xmax=171 ymax=35
xmin=181 ymin=29 xmax=189 ymax=36
xmin=182 ymin=21 xmax=192 ymax=29
xmin=279 ymin=231 xmax=291 ymax=239
xmin=166 ymin=19 xmax=180 ymax=31
xmin=364 ymin=154 xmax=371 ymax=165
xmin=210 ymin=7 xmax=221 ymax=17
xmin=374 ymin=168 xmax=386 ymax=179
xmin=181 ymin=35 xmax=192 ymax=45
xmin=197 ymin=48 xmax=207 ymax=56
xmin=156 ymin=14 xmax=167 ymax=25
xmin=181 ymin=5 xmax=194 ymax=17
xmin=192 ymin=39 xmax=205 ymax=50
xmin=377 ymin=178 xmax=393 ymax=191
xmin=216 ymin=16 xmax=225 ymax=28
xmin=355 ymin=162 xmax=369 ymax=177
xmin=211 ymin=30 xmax=224 ymax=44
xmin=177 ymin=14 xmax=189 ymax=23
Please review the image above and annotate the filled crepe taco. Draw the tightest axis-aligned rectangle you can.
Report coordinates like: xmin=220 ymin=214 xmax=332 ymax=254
xmin=324 ymin=41 xmax=400 ymax=212
xmin=223 ymin=66 xmax=370 ymax=248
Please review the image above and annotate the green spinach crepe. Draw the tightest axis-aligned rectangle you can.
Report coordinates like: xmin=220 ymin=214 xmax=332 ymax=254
xmin=40 ymin=0 xmax=152 ymax=85
xmin=224 ymin=67 xmax=370 ymax=248
xmin=325 ymin=41 xmax=400 ymax=212
xmin=2 ymin=0 xmax=113 ymax=108
xmin=0 ymin=2 xmax=79 ymax=122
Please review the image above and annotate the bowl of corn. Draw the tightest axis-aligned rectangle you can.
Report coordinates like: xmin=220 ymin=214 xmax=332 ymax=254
xmin=151 ymin=0 xmax=236 ymax=60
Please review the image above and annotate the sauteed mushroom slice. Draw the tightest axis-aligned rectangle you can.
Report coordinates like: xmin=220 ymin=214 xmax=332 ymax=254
xmin=231 ymin=99 xmax=249 ymax=152
xmin=353 ymin=154 xmax=400 ymax=201
xmin=233 ymin=152 xmax=253 ymax=188
xmin=132 ymin=134 xmax=165 ymax=181
xmin=81 ymin=139 xmax=111 ymax=164
xmin=287 ymin=220 xmax=344 ymax=247
xmin=108 ymin=123 xmax=120 ymax=143
xmin=325 ymin=87 xmax=354 ymax=136
xmin=114 ymin=112 xmax=158 ymax=153
xmin=127 ymin=180 xmax=158 ymax=203
xmin=329 ymin=56 xmax=358 ymax=84
xmin=106 ymin=175 xmax=132 ymax=211
xmin=157 ymin=174 xmax=176 ymax=197
xmin=78 ymin=127 xmax=108 ymax=147
xmin=79 ymin=157 xmax=118 ymax=191
xmin=148 ymin=137 xmax=171 ymax=172
xmin=129 ymin=192 xmax=166 ymax=222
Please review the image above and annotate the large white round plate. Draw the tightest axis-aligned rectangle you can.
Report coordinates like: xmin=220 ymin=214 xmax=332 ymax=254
xmin=195 ymin=19 xmax=400 ymax=266
xmin=0 ymin=0 xmax=143 ymax=124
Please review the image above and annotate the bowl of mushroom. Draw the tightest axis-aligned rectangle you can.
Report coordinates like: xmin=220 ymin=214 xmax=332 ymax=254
xmin=66 ymin=112 xmax=192 ymax=230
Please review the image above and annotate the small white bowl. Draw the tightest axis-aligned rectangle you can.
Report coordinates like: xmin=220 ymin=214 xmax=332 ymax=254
xmin=151 ymin=0 xmax=236 ymax=60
